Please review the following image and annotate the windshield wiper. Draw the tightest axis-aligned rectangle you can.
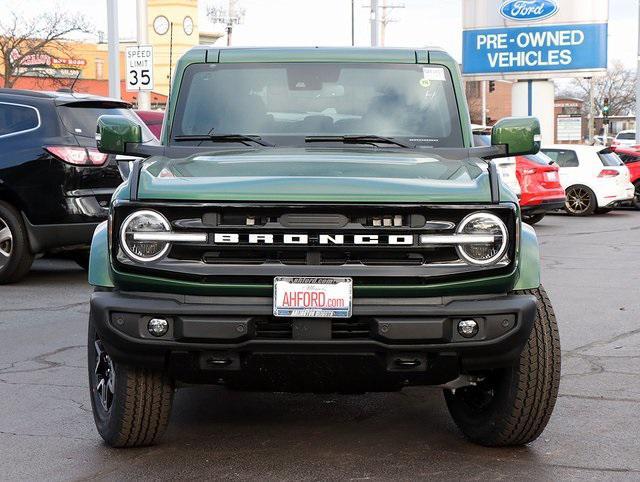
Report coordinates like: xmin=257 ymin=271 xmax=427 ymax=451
xmin=305 ymin=135 xmax=412 ymax=148
xmin=173 ymin=134 xmax=274 ymax=147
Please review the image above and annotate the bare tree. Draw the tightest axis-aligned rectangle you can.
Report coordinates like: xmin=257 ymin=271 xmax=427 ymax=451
xmin=558 ymin=62 xmax=637 ymax=117
xmin=0 ymin=11 xmax=91 ymax=88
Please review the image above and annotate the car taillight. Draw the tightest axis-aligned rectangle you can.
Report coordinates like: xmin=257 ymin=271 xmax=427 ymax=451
xmin=522 ymin=168 xmax=537 ymax=175
xmin=598 ymin=169 xmax=620 ymax=178
xmin=45 ymin=146 xmax=109 ymax=167
xmin=543 ymin=171 xmax=558 ymax=182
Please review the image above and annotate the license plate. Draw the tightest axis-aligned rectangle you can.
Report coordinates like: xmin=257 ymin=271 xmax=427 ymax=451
xmin=273 ymin=277 xmax=352 ymax=318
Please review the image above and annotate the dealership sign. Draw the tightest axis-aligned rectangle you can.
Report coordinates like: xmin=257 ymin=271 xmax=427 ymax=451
xmin=462 ymin=0 xmax=609 ymax=80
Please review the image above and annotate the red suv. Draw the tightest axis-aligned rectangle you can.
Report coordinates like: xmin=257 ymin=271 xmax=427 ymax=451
xmin=516 ymin=152 xmax=565 ymax=225
xmin=134 ymin=110 xmax=164 ymax=139
xmin=611 ymin=146 xmax=640 ymax=208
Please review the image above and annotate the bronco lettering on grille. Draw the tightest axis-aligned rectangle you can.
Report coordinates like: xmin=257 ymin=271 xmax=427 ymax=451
xmin=212 ymin=233 xmax=416 ymax=246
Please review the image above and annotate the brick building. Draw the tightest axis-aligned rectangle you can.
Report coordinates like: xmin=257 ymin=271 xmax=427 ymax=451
xmin=465 ymin=80 xmax=513 ymax=126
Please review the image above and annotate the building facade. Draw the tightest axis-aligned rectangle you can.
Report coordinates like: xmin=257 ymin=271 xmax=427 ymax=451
xmin=1 ymin=0 xmax=222 ymax=107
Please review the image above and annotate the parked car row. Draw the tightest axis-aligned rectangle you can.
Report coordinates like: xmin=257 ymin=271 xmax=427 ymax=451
xmin=541 ymin=145 xmax=634 ymax=216
xmin=474 ymin=127 xmax=637 ymax=223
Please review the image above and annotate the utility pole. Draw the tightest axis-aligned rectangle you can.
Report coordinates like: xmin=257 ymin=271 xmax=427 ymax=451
xmin=136 ymin=0 xmax=150 ymax=110
xmin=351 ymin=0 xmax=355 ymax=46
xmin=379 ymin=0 xmax=404 ymax=47
xmin=370 ymin=0 xmax=379 ymax=46
xmin=208 ymin=0 xmax=244 ymax=47
xmin=636 ymin=0 xmax=640 ymax=144
xmin=106 ymin=0 xmax=120 ymax=99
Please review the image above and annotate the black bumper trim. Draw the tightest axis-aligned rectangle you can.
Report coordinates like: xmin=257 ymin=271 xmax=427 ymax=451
xmin=23 ymin=218 xmax=100 ymax=253
xmin=90 ymin=291 xmax=537 ymax=373
xmin=521 ymin=199 xmax=565 ymax=215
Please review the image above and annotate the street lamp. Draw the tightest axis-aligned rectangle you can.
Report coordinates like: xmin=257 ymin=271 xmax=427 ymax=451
xmin=207 ymin=1 xmax=245 ymax=46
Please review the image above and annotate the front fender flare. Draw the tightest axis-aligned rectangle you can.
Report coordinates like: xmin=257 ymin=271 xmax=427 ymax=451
xmin=514 ymin=223 xmax=541 ymax=290
xmin=88 ymin=221 xmax=114 ymax=288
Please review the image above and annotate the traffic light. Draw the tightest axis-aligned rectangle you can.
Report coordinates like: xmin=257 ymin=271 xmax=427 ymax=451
xmin=489 ymin=80 xmax=496 ymax=93
xmin=602 ymin=97 xmax=610 ymax=125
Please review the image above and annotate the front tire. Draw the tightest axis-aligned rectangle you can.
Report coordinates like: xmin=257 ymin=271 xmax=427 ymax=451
xmin=88 ymin=319 xmax=174 ymax=447
xmin=444 ymin=286 xmax=560 ymax=446
xmin=0 ymin=201 xmax=34 ymax=284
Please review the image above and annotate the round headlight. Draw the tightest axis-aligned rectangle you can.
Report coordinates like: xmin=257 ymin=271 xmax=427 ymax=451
xmin=456 ymin=212 xmax=508 ymax=266
xmin=120 ymin=210 xmax=171 ymax=262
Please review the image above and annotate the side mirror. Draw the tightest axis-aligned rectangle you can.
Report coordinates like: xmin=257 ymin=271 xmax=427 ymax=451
xmin=96 ymin=115 xmax=143 ymax=155
xmin=491 ymin=117 xmax=541 ymax=157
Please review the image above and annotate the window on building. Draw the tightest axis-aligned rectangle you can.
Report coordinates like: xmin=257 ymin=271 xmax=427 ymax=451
xmin=95 ymin=59 xmax=104 ymax=80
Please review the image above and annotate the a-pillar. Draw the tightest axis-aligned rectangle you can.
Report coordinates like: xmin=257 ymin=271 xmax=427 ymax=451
xmin=511 ymin=80 xmax=555 ymax=145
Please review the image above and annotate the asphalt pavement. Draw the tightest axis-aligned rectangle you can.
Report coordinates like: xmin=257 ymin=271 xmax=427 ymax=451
xmin=0 ymin=211 xmax=639 ymax=481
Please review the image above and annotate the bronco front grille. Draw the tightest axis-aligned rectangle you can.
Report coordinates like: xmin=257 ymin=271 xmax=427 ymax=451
xmin=111 ymin=202 xmax=517 ymax=284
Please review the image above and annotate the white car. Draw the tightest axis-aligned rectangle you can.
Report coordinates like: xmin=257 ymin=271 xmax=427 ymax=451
xmin=612 ymin=130 xmax=637 ymax=148
xmin=472 ymin=130 xmax=521 ymax=199
xmin=541 ymin=144 xmax=634 ymax=215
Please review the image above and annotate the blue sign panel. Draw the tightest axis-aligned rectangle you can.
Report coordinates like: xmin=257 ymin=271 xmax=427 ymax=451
xmin=462 ymin=23 xmax=607 ymax=75
xmin=499 ymin=0 xmax=559 ymax=22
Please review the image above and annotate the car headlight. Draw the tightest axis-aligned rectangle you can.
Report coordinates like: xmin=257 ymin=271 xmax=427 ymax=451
xmin=120 ymin=210 xmax=171 ymax=262
xmin=456 ymin=212 xmax=508 ymax=265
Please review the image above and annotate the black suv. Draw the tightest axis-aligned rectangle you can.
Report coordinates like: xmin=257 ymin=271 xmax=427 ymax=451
xmin=0 ymin=89 xmax=152 ymax=283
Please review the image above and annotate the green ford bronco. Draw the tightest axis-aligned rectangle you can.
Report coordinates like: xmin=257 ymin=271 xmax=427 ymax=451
xmin=89 ymin=47 xmax=560 ymax=447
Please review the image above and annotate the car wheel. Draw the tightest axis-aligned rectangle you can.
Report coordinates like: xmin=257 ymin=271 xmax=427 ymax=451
xmin=444 ymin=286 xmax=560 ymax=447
xmin=88 ymin=318 xmax=174 ymax=447
xmin=523 ymin=213 xmax=545 ymax=225
xmin=0 ymin=201 xmax=34 ymax=284
xmin=632 ymin=181 xmax=640 ymax=210
xmin=564 ymin=185 xmax=596 ymax=216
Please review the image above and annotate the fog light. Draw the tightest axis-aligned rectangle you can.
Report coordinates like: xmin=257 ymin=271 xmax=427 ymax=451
xmin=148 ymin=318 xmax=169 ymax=337
xmin=457 ymin=319 xmax=479 ymax=338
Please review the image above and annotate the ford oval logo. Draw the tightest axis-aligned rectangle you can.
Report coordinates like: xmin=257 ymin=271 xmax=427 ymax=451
xmin=500 ymin=0 xmax=558 ymax=22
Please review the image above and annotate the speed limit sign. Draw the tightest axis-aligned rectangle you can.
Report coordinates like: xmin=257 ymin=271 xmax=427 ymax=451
xmin=125 ymin=45 xmax=154 ymax=92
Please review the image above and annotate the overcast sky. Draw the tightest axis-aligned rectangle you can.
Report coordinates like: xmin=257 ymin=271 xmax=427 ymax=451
xmin=3 ymin=0 xmax=638 ymax=69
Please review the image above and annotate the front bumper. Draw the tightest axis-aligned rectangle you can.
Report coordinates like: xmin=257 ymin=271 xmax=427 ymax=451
xmin=90 ymin=290 xmax=537 ymax=391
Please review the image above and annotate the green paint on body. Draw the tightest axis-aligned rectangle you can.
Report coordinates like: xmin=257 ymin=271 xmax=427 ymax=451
xmin=91 ymin=46 xmax=542 ymax=296
xmin=137 ymin=148 xmax=491 ymax=203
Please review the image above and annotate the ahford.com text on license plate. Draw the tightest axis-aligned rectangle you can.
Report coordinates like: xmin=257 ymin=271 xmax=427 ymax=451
xmin=273 ymin=277 xmax=353 ymax=318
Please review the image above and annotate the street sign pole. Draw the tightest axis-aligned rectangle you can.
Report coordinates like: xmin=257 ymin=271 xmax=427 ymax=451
xmin=136 ymin=0 xmax=151 ymax=110
xmin=481 ymin=80 xmax=487 ymax=126
xmin=106 ymin=0 xmax=120 ymax=99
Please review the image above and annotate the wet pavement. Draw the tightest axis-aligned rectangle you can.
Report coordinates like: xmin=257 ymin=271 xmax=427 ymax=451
xmin=0 ymin=211 xmax=639 ymax=481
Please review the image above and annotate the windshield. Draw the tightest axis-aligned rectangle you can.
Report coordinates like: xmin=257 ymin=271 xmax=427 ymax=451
xmin=598 ymin=150 xmax=623 ymax=166
xmin=617 ymin=132 xmax=635 ymax=140
xmin=171 ymin=62 xmax=463 ymax=147
xmin=58 ymin=104 xmax=153 ymax=140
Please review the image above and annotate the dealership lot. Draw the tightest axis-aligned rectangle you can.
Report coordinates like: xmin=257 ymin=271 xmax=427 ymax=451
xmin=0 ymin=211 xmax=638 ymax=480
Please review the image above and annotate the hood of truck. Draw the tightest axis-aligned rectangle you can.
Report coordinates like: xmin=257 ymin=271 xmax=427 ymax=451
xmin=136 ymin=148 xmax=491 ymax=203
